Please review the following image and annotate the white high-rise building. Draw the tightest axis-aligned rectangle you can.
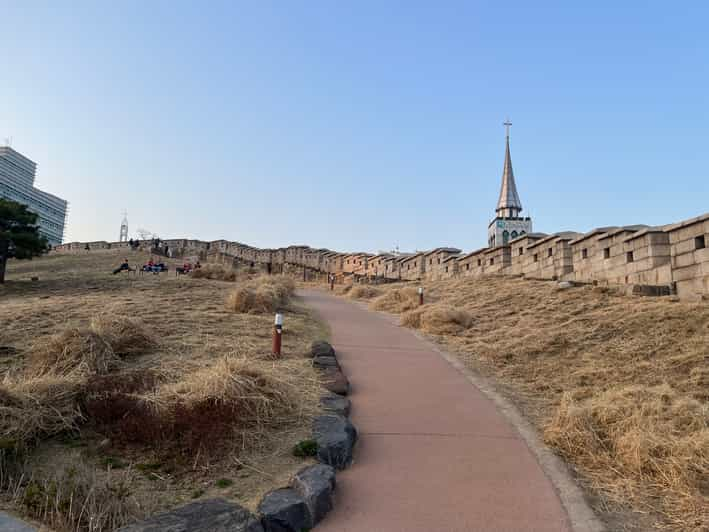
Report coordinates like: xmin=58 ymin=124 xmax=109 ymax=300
xmin=0 ymin=146 xmax=68 ymax=246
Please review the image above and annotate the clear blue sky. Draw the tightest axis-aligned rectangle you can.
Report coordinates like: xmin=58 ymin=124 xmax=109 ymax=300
xmin=2 ymin=1 xmax=707 ymax=252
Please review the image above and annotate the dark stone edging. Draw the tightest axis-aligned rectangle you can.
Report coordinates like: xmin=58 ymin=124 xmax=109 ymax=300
xmin=119 ymin=341 xmax=356 ymax=532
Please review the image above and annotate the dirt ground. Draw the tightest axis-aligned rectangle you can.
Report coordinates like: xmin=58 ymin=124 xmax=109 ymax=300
xmin=339 ymin=276 xmax=708 ymax=532
xmin=0 ymin=251 xmax=328 ymax=531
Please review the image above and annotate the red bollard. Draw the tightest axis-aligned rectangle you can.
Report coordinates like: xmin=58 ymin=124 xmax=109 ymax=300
xmin=418 ymin=286 xmax=424 ymax=306
xmin=272 ymin=313 xmax=283 ymax=357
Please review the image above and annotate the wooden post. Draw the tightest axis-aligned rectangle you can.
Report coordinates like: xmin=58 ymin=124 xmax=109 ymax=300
xmin=0 ymin=239 xmax=8 ymax=284
xmin=418 ymin=286 xmax=424 ymax=306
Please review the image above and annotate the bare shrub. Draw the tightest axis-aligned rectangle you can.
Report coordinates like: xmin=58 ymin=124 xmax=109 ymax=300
xmin=400 ymin=305 xmax=473 ymax=334
xmin=545 ymin=385 xmax=709 ymax=529
xmin=371 ymin=287 xmax=420 ymax=312
xmin=348 ymin=285 xmax=381 ymax=300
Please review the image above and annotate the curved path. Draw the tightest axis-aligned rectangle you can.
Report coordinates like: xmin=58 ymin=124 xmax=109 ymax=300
xmin=300 ymin=289 xmax=586 ymax=532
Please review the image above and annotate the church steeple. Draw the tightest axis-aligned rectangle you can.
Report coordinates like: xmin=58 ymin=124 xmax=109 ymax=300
xmin=496 ymin=120 xmax=522 ymax=218
xmin=487 ymin=119 xmax=532 ymax=248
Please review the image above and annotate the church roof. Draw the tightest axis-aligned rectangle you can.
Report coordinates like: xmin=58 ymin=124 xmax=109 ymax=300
xmin=496 ymin=135 xmax=523 ymax=213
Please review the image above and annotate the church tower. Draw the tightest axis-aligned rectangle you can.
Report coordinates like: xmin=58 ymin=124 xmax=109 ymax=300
xmin=119 ymin=211 xmax=129 ymax=242
xmin=488 ymin=120 xmax=532 ymax=247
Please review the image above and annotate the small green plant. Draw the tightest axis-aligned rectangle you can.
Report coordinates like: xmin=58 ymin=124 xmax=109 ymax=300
xmin=135 ymin=462 xmax=161 ymax=472
xmin=292 ymin=439 xmax=317 ymax=458
xmin=215 ymin=478 xmax=233 ymax=488
xmin=191 ymin=488 xmax=205 ymax=499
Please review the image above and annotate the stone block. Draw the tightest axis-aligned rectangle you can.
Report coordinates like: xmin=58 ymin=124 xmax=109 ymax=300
xmin=291 ymin=465 xmax=336 ymax=526
xmin=258 ymin=488 xmax=311 ymax=532
xmin=313 ymin=356 xmax=339 ymax=370
xmin=313 ymin=414 xmax=357 ymax=470
xmin=320 ymin=393 xmax=352 ymax=417
xmin=672 ymin=263 xmax=701 ymax=282
xmin=322 ymin=367 xmax=350 ymax=396
xmin=118 ymin=499 xmax=263 ymax=532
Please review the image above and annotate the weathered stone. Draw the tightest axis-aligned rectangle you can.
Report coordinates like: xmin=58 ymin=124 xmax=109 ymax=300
xmin=320 ymin=393 xmax=351 ymax=417
xmin=258 ymin=488 xmax=311 ymax=532
xmin=313 ymin=414 xmax=357 ymax=470
xmin=313 ymin=355 xmax=339 ymax=369
xmin=322 ymin=368 xmax=350 ymax=396
xmin=557 ymin=281 xmax=574 ymax=289
xmin=311 ymin=340 xmax=335 ymax=358
xmin=291 ymin=464 xmax=336 ymax=526
xmin=117 ymin=499 xmax=263 ymax=532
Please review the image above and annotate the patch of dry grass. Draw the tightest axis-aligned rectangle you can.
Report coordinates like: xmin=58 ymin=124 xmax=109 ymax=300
xmin=191 ymin=264 xmax=238 ymax=282
xmin=400 ymin=304 xmax=473 ymax=334
xmin=370 ymin=287 xmax=420 ymax=312
xmin=360 ymin=276 xmax=709 ymax=531
xmin=347 ymin=285 xmax=381 ymax=300
xmin=225 ymin=275 xmax=296 ymax=314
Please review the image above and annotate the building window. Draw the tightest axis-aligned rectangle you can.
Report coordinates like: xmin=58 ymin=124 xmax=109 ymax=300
xmin=437 ymin=258 xmax=441 ymax=264
xmin=477 ymin=259 xmax=482 ymax=266
xmin=445 ymin=266 xmax=448 ymax=272
xmin=582 ymin=248 xmax=588 ymax=259
xmin=603 ymin=247 xmax=610 ymax=259
xmin=548 ymin=248 xmax=553 ymax=257
xmin=466 ymin=264 xmax=470 ymax=270
xmin=627 ymin=251 xmax=634 ymax=263
xmin=489 ymin=258 xmax=494 ymax=265
xmin=533 ymin=253 xmax=538 ymax=262
xmin=696 ymin=235 xmax=706 ymax=250
xmin=519 ymin=248 xmax=524 ymax=256
xmin=429 ymin=259 xmax=433 ymax=265
xmin=511 ymin=230 xmax=518 ymax=240
xmin=520 ymin=231 xmax=526 ymax=236
xmin=502 ymin=230 xmax=509 ymax=244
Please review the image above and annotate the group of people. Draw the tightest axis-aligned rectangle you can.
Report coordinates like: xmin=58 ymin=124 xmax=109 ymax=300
xmin=112 ymin=257 xmax=201 ymax=275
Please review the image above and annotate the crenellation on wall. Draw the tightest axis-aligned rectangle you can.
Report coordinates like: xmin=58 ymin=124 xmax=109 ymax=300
xmin=49 ymin=211 xmax=709 ymax=299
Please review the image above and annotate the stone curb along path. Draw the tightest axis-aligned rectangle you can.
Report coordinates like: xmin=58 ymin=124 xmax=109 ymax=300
xmin=119 ymin=340 xmax=356 ymax=532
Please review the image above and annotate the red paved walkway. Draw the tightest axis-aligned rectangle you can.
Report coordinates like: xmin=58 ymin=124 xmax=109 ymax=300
xmin=300 ymin=289 xmax=572 ymax=532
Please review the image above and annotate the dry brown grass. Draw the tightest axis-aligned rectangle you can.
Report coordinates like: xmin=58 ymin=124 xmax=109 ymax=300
xmin=191 ymin=263 xmax=238 ymax=282
xmin=370 ymin=286 xmax=420 ymax=312
xmin=0 ymin=250 xmax=327 ymax=530
xmin=359 ymin=276 xmax=709 ymax=531
xmin=400 ymin=304 xmax=473 ymax=334
xmin=347 ymin=285 xmax=381 ymax=300
xmin=225 ymin=275 xmax=296 ymax=314
xmin=0 ymin=375 xmax=84 ymax=449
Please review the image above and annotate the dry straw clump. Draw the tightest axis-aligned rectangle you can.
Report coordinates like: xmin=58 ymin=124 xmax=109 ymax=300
xmin=370 ymin=287 xmax=420 ymax=313
xmin=27 ymin=315 xmax=155 ymax=377
xmin=191 ymin=263 xmax=238 ymax=282
xmin=545 ymin=385 xmax=709 ymax=529
xmin=225 ymin=275 xmax=295 ymax=314
xmin=401 ymin=304 xmax=473 ymax=334
xmin=1 ymin=375 xmax=84 ymax=449
xmin=347 ymin=285 xmax=381 ymax=300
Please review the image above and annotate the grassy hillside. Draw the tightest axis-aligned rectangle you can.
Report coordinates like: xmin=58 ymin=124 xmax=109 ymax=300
xmin=0 ymin=250 xmax=327 ymax=531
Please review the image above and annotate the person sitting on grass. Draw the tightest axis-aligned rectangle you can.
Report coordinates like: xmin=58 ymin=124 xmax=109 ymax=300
xmin=112 ymin=258 xmax=133 ymax=275
xmin=142 ymin=258 xmax=155 ymax=272
xmin=177 ymin=261 xmax=192 ymax=275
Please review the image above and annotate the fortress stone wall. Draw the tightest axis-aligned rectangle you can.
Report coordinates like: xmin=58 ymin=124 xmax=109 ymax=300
xmin=52 ymin=211 xmax=709 ymax=301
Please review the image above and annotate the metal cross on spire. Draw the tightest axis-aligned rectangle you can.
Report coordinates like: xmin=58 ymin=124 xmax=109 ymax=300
xmin=503 ymin=118 xmax=512 ymax=138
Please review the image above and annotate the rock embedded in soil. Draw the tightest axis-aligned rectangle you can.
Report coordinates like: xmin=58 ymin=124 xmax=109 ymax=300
xmin=313 ymin=355 xmax=339 ymax=369
xmin=313 ymin=414 xmax=358 ymax=470
xmin=311 ymin=340 xmax=335 ymax=358
xmin=291 ymin=464 xmax=336 ymax=526
xmin=320 ymin=393 xmax=351 ymax=417
xmin=322 ymin=367 xmax=350 ymax=396
xmin=117 ymin=498 xmax=263 ymax=532
xmin=258 ymin=488 xmax=312 ymax=532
